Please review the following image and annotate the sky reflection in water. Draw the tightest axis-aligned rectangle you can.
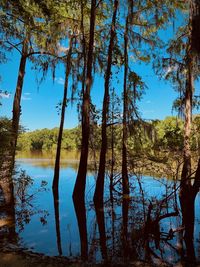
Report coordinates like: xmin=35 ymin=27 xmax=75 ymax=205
xmin=9 ymin=153 xmax=200 ymax=265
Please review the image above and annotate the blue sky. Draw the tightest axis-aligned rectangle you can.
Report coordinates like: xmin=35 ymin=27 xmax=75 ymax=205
xmin=1 ymin=3 xmax=195 ymax=132
xmin=0 ymin=47 xmax=179 ymax=131
xmin=0 ymin=6 xmax=189 ymax=131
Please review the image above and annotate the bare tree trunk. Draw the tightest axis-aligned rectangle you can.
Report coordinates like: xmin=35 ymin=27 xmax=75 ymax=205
xmin=11 ymin=39 xmax=28 ymax=159
xmin=53 ymin=38 xmax=73 ymax=189
xmin=122 ymin=15 xmax=130 ymax=196
xmin=110 ymin=88 xmax=115 ymax=203
xmin=73 ymin=0 xmax=97 ymax=202
xmin=191 ymin=0 xmax=200 ymax=55
xmin=94 ymin=0 xmax=119 ymax=207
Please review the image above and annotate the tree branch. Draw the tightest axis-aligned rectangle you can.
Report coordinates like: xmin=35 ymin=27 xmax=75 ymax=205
xmin=26 ymin=51 xmax=67 ymax=60
xmin=5 ymin=40 xmax=22 ymax=55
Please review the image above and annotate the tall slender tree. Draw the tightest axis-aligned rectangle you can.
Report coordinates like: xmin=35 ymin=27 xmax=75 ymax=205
xmin=122 ymin=8 xmax=130 ymax=197
xmin=53 ymin=36 xmax=74 ymax=189
xmin=191 ymin=0 xmax=200 ymax=56
xmin=0 ymin=1 xmax=78 ymax=165
xmin=11 ymin=38 xmax=28 ymax=159
xmin=94 ymin=0 xmax=119 ymax=207
xmin=154 ymin=1 xmax=200 ymax=249
xmin=73 ymin=0 xmax=97 ymax=201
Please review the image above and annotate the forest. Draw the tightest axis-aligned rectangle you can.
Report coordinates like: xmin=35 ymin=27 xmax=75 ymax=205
xmin=1 ymin=0 xmax=200 ymax=266
xmin=2 ymin=115 xmax=200 ymax=152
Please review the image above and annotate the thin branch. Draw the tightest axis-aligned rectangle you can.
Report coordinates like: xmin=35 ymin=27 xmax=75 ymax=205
xmin=5 ymin=40 xmax=22 ymax=54
xmin=106 ymin=121 xmax=119 ymax=127
xmin=26 ymin=51 xmax=67 ymax=60
xmin=96 ymin=0 xmax=103 ymax=9
xmin=6 ymin=12 xmax=25 ymax=24
xmin=162 ymin=57 xmax=185 ymax=67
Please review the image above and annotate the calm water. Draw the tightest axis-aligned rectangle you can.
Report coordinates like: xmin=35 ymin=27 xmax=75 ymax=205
xmin=2 ymin=151 xmax=200 ymax=265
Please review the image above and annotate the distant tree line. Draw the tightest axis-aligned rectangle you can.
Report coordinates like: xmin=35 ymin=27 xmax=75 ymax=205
xmin=2 ymin=115 xmax=198 ymax=153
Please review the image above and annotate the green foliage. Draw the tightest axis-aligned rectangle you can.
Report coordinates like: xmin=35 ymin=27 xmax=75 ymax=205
xmin=191 ymin=115 xmax=200 ymax=150
xmin=17 ymin=127 xmax=81 ymax=151
xmin=0 ymin=117 xmax=12 ymax=152
xmin=154 ymin=116 xmax=184 ymax=150
xmin=18 ymin=115 xmax=200 ymax=154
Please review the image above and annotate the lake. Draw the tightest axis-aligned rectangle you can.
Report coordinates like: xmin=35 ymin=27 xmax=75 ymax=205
xmin=2 ymin=151 xmax=200 ymax=265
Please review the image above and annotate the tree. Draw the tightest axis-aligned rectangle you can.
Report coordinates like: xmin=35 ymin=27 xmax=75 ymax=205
xmin=122 ymin=5 xmax=130 ymax=198
xmin=53 ymin=35 xmax=74 ymax=189
xmin=0 ymin=0 xmax=75 ymax=163
xmin=154 ymin=117 xmax=184 ymax=150
xmin=154 ymin=1 xmax=200 ymax=249
xmin=191 ymin=0 xmax=200 ymax=56
xmin=73 ymin=0 xmax=97 ymax=202
xmin=93 ymin=0 xmax=119 ymax=207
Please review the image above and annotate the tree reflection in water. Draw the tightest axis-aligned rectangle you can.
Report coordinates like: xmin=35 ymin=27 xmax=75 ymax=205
xmin=0 ymin=173 xmax=16 ymax=245
xmin=1 ymin=162 xmax=200 ymax=266
xmin=94 ymin=202 xmax=108 ymax=262
xmin=73 ymin=196 xmax=88 ymax=260
xmin=0 ymin=168 xmax=49 ymax=249
xmin=52 ymin=181 xmax=63 ymax=256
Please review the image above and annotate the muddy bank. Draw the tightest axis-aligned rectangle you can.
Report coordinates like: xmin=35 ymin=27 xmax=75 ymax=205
xmin=0 ymin=246 xmax=158 ymax=267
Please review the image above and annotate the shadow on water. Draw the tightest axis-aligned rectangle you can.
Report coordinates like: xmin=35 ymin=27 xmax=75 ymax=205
xmin=1 ymin=152 xmax=200 ymax=266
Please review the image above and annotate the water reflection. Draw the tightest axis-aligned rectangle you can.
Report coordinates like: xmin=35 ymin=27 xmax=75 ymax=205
xmin=94 ymin=203 xmax=108 ymax=262
xmin=16 ymin=151 xmax=97 ymax=174
xmin=0 ymin=173 xmax=16 ymax=245
xmin=0 ymin=153 xmax=200 ymax=265
xmin=122 ymin=196 xmax=130 ymax=260
xmin=53 ymin=185 xmax=62 ymax=256
xmin=73 ymin=197 xmax=88 ymax=260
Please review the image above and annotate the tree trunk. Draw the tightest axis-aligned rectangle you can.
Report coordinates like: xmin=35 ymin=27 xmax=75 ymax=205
xmin=110 ymin=88 xmax=115 ymax=203
xmin=73 ymin=0 xmax=97 ymax=202
xmin=94 ymin=0 xmax=119 ymax=207
xmin=179 ymin=158 xmax=200 ymax=263
xmin=53 ymin=38 xmax=73 ymax=189
xmin=191 ymin=0 xmax=200 ymax=55
xmin=11 ymin=39 xmax=28 ymax=158
xmin=179 ymin=11 xmax=199 ymax=262
xmin=181 ymin=44 xmax=193 ymax=185
xmin=122 ymin=15 xmax=130 ymax=196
